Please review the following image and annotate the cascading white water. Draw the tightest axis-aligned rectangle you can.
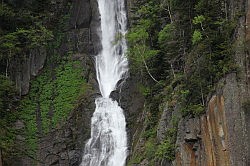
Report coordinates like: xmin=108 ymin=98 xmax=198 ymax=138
xmin=81 ymin=0 xmax=128 ymax=165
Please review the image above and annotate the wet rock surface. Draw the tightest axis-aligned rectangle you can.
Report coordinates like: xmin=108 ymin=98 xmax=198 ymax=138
xmin=110 ymin=72 xmax=145 ymax=152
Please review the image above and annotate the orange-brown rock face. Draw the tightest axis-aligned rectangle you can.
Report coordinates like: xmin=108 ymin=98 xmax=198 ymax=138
xmin=173 ymin=0 xmax=250 ymax=165
xmin=174 ymin=85 xmax=248 ymax=166
xmin=200 ymin=95 xmax=230 ymax=166
xmin=174 ymin=117 xmax=201 ymax=166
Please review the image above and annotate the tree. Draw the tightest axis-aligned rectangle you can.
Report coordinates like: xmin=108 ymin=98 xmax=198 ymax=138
xmin=192 ymin=30 xmax=202 ymax=44
xmin=127 ymin=21 xmax=160 ymax=83
xmin=158 ymin=23 xmax=180 ymax=78
xmin=0 ymin=75 xmax=16 ymax=158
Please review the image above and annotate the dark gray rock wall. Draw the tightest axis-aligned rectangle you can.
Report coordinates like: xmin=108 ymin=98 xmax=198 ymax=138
xmin=9 ymin=47 xmax=47 ymax=95
xmin=70 ymin=0 xmax=91 ymax=29
xmin=36 ymin=94 xmax=96 ymax=166
xmin=7 ymin=0 xmax=101 ymax=96
xmin=69 ymin=0 xmax=101 ymax=55
xmin=8 ymin=0 xmax=101 ymax=165
xmin=32 ymin=0 xmax=101 ymax=165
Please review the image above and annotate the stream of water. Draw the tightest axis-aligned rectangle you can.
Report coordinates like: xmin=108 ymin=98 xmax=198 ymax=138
xmin=81 ymin=0 xmax=128 ymax=165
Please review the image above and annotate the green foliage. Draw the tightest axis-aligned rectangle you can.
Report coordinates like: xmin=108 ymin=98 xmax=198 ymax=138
xmin=192 ymin=30 xmax=202 ymax=44
xmin=127 ymin=27 xmax=149 ymax=44
xmin=193 ymin=15 xmax=205 ymax=25
xmin=127 ymin=154 xmax=143 ymax=166
xmin=138 ymin=1 xmax=160 ymax=19
xmin=144 ymin=139 xmax=157 ymax=159
xmin=182 ymin=104 xmax=205 ymax=116
xmin=0 ymin=1 xmax=54 ymax=72
xmin=0 ymin=4 xmax=15 ymax=18
xmin=0 ymin=76 xmax=16 ymax=113
xmin=52 ymin=61 xmax=87 ymax=126
xmin=19 ymin=59 xmax=88 ymax=153
xmin=0 ymin=0 xmax=74 ymax=162
xmin=0 ymin=26 xmax=53 ymax=59
xmin=155 ymin=116 xmax=178 ymax=161
xmin=182 ymin=0 xmax=238 ymax=116
xmin=138 ymin=84 xmax=151 ymax=97
xmin=0 ymin=76 xmax=16 ymax=155
xmin=127 ymin=25 xmax=159 ymax=73
xmin=142 ymin=128 xmax=157 ymax=139
xmin=128 ymin=0 xmax=240 ymax=164
xmin=19 ymin=98 xmax=37 ymax=155
xmin=126 ymin=0 xmax=162 ymax=80
xmin=157 ymin=23 xmax=180 ymax=67
xmin=158 ymin=24 xmax=176 ymax=46
xmin=156 ymin=138 xmax=175 ymax=161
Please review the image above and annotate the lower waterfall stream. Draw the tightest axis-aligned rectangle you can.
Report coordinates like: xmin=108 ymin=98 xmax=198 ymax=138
xmin=81 ymin=0 xmax=128 ymax=165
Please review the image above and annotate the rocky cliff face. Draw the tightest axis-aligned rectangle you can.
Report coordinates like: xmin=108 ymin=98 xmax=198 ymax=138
xmin=9 ymin=0 xmax=145 ymax=165
xmin=4 ymin=0 xmax=250 ymax=166
xmin=173 ymin=74 xmax=249 ymax=166
xmin=13 ymin=94 xmax=96 ymax=166
xmin=5 ymin=0 xmax=101 ymax=165
xmin=126 ymin=0 xmax=250 ymax=166
xmin=7 ymin=0 xmax=101 ymax=96
xmin=28 ymin=0 xmax=101 ymax=165
xmin=173 ymin=3 xmax=250 ymax=165
xmin=9 ymin=47 xmax=47 ymax=95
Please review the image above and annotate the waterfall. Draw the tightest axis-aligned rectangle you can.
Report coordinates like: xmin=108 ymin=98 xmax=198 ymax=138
xmin=81 ymin=0 xmax=128 ymax=165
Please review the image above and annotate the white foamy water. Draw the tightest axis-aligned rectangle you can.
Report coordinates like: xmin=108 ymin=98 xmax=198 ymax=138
xmin=81 ymin=0 xmax=128 ymax=165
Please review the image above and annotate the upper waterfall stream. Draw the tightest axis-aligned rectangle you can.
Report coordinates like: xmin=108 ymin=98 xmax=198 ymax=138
xmin=81 ymin=0 xmax=128 ymax=165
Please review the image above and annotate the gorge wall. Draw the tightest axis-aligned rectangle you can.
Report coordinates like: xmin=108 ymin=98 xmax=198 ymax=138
xmin=1 ymin=0 xmax=250 ymax=166
xmin=1 ymin=0 xmax=99 ymax=165
xmin=1 ymin=0 xmax=143 ymax=165
xmin=126 ymin=0 xmax=250 ymax=166
xmin=172 ymin=4 xmax=250 ymax=165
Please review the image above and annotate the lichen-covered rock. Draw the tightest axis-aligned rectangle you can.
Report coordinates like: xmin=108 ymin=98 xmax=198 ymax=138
xmin=156 ymin=104 xmax=181 ymax=143
xmin=157 ymin=104 xmax=172 ymax=142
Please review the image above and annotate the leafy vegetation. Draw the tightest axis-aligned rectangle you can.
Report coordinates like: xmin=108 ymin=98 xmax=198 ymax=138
xmin=0 ymin=76 xmax=17 ymax=158
xmin=0 ymin=3 xmax=53 ymax=62
xmin=155 ymin=138 xmax=175 ymax=161
xmin=192 ymin=30 xmax=202 ymax=44
xmin=0 ymin=0 xmax=245 ymax=164
xmin=0 ymin=0 xmax=87 ymax=163
xmin=127 ymin=0 xmax=241 ymax=164
xmin=20 ymin=58 xmax=87 ymax=155
xmin=127 ymin=0 xmax=238 ymax=116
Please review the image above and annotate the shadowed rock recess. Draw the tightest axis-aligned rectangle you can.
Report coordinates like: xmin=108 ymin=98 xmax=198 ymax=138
xmin=0 ymin=0 xmax=250 ymax=166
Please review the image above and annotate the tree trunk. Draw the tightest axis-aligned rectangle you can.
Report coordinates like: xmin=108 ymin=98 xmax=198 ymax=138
xmin=170 ymin=63 xmax=176 ymax=79
xmin=5 ymin=58 xmax=8 ymax=77
xmin=141 ymin=54 xmax=159 ymax=83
